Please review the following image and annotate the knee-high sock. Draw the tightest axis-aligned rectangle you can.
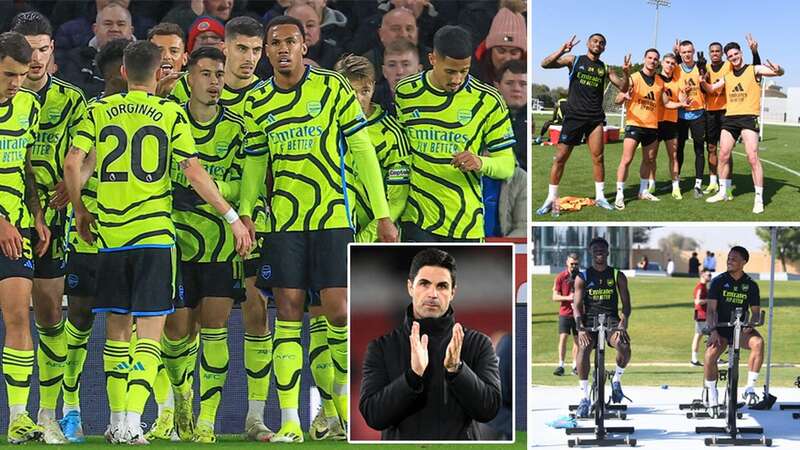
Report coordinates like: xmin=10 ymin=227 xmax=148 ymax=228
xmin=244 ymin=332 xmax=272 ymax=403
xmin=36 ymin=320 xmax=66 ymax=412
xmin=273 ymin=320 xmax=302 ymax=413
xmin=198 ymin=328 xmax=229 ymax=426
xmin=152 ymin=363 xmax=172 ymax=413
xmin=62 ymin=320 xmax=92 ymax=412
xmin=308 ymin=316 xmax=336 ymax=418
xmin=328 ymin=323 xmax=348 ymax=420
xmin=126 ymin=338 xmax=161 ymax=415
xmin=103 ymin=340 xmax=130 ymax=416
xmin=3 ymin=347 xmax=34 ymax=418
xmin=161 ymin=335 xmax=193 ymax=396
xmin=187 ymin=334 xmax=199 ymax=387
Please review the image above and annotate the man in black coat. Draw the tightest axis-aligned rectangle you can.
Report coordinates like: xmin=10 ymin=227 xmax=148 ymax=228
xmin=359 ymin=248 xmax=502 ymax=440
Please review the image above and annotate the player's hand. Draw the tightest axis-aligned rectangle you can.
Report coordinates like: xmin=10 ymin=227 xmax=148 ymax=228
xmin=376 ymin=218 xmax=398 ymax=242
xmin=0 ymin=217 xmax=24 ymax=260
xmin=622 ymin=54 xmax=632 ymax=74
xmin=577 ymin=330 xmax=591 ymax=348
xmin=560 ymin=35 xmax=580 ymax=54
xmin=410 ymin=321 xmax=429 ymax=376
xmin=673 ymin=38 xmax=681 ymax=54
xmin=708 ymin=330 xmax=722 ymax=348
xmin=697 ymin=52 xmax=707 ymax=76
xmin=444 ymin=323 xmax=464 ymax=373
xmin=617 ymin=316 xmax=627 ymax=330
xmin=240 ymin=216 xmax=256 ymax=242
xmin=74 ymin=204 xmax=96 ymax=245
xmin=451 ymin=151 xmax=482 ymax=172
xmin=746 ymin=33 xmax=758 ymax=52
xmin=33 ymin=213 xmax=51 ymax=258
xmin=764 ymin=59 xmax=782 ymax=75
xmin=155 ymin=71 xmax=183 ymax=98
xmin=49 ymin=181 xmax=70 ymax=210
xmin=230 ymin=219 xmax=253 ymax=257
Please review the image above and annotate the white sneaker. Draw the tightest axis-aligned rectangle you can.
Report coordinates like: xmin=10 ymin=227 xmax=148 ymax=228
xmin=614 ymin=195 xmax=625 ymax=210
xmin=638 ymin=191 xmax=660 ymax=202
xmin=123 ymin=421 xmax=149 ymax=445
xmin=38 ymin=416 xmax=68 ymax=444
xmin=753 ymin=199 xmax=764 ymax=214
xmin=706 ymin=192 xmax=727 ymax=203
xmin=104 ymin=422 xmax=126 ymax=444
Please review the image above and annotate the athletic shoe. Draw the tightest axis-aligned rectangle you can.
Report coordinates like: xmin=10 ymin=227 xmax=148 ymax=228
xmin=648 ymin=184 xmax=656 ymax=194
xmin=753 ymin=199 xmax=764 ymax=214
xmin=614 ymin=195 xmax=625 ymax=210
xmin=244 ymin=418 xmax=274 ymax=442
xmin=638 ymin=191 xmax=660 ymax=202
xmin=547 ymin=416 xmax=578 ymax=429
xmin=553 ymin=366 xmax=565 ymax=376
xmin=706 ymin=192 xmax=727 ymax=203
xmin=727 ymin=191 xmax=734 ymax=201
xmin=595 ymin=198 xmax=614 ymax=210
xmin=122 ymin=420 xmax=149 ymax=445
xmin=611 ymin=381 xmax=629 ymax=403
xmin=572 ymin=367 xmax=578 ymax=376
xmin=59 ymin=410 xmax=86 ymax=443
xmin=38 ymin=416 xmax=68 ymax=444
xmin=7 ymin=412 xmax=43 ymax=444
xmin=145 ymin=408 xmax=175 ymax=441
xmin=576 ymin=398 xmax=591 ymax=419
xmin=693 ymin=187 xmax=704 ymax=198
xmin=749 ymin=392 xmax=777 ymax=410
xmin=174 ymin=390 xmax=195 ymax=441
xmin=270 ymin=421 xmax=304 ymax=443
xmin=672 ymin=189 xmax=683 ymax=200
xmin=742 ymin=386 xmax=757 ymax=401
xmin=104 ymin=422 xmax=125 ymax=444
xmin=536 ymin=201 xmax=553 ymax=216
xmin=309 ymin=410 xmax=345 ymax=441
xmin=193 ymin=423 xmax=216 ymax=444
xmin=703 ymin=183 xmax=719 ymax=194
xmin=690 ymin=360 xmax=703 ymax=367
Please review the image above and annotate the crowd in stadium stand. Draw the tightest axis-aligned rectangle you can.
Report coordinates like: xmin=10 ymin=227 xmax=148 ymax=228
xmin=0 ymin=0 xmax=527 ymax=238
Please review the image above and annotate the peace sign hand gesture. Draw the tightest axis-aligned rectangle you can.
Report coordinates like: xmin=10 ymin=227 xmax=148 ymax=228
xmin=745 ymin=33 xmax=758 ymax=52
xmin=560 ymin=35 xmax=580 ymax=55
xmin=622 ymin=54 xmax=632 ymax=75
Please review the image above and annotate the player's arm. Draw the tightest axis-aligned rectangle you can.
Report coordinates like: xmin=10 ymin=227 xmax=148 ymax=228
xmin=615 ymin=86 xmax=632 ymax=105
xmin=64 ymin=146 xmax=94 ymax=244
xmin=552 ymin=276 xmax=572 ymax=301
xmin=572 ymin=275 xmax=585 ymax=325
xmin=617 ymin=271 xmax=631 ymax=329
xmin=238 ymin=108 xmax=268 ymax=240
xmin=25 ymin=146 xmax=50 ymax=257
xmin=540 ymin=35 xmax=578 ymax=69
xmin=454 ymin=96 xmax=516 ymax=180
xmin=662 ymin=90 xmax=690 ymax=109
xmin=746 ymin=33 xmax=761 ymax=65
xmin=213 ymin=134 xmax=245 ymax=203
xmin=694 ymin=286 xmax=707 ymax=306
xmin=608 ymin=54 xmax=632 ymax=92
xmin=702 ymin=77 xmax=724 ymax=93
xmin=755 ymin=60 xmax=784 ymax=77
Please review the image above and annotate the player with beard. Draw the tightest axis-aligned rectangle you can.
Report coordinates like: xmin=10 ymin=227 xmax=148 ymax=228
xmin=536 ymin=34 xmax=631 ymax=216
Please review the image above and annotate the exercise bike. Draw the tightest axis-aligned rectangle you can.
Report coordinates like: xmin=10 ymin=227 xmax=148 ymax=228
xmin=566 ymin=313 xmax=635 ymax=447
xmin=680 ymin=348 xmax=745 ymax=420
xmin=695 ymin=308 xmax=771 ymax=446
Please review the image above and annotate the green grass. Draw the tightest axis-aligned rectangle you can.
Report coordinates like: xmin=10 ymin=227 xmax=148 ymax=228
xmin=0 ymin=432 xmax=528 ymax=448
xmin=531 ymin=275 xmax=800 ymax=387
xmin=531 ymin=113 xmax=800 ymax=221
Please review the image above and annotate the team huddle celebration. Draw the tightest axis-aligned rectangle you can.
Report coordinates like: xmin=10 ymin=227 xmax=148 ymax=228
xmin=0 ymin=0 xmax=523 ymax=445
xmin=536 ymin=32 xmax=785 ymax=216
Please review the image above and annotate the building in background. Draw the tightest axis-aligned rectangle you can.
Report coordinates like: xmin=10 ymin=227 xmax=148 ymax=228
xmin=533 ymin=227 xmax=632 ymax=269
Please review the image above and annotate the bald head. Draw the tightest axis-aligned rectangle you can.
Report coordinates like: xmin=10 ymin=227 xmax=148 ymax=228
xmin=94 ymin=3 xmax=133 ymax=48
xmin=286 ymin=4 xmax=320 ymax=46
xmin=379 ymin=8 xmax=417 ymax=47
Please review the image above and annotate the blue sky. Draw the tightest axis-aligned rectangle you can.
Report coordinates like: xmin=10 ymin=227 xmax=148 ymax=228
xmin=532 ymin=0 xmax=798 ymax=88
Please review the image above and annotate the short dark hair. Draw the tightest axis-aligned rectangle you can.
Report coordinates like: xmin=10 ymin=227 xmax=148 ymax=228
xmin=588 ymin=33 xmax=606 ymax=43
xmin=433 ymin=25 xmax=472 ymax=60
xmin=123 ymin=40 xmax=161 ymax=83
xmin=644 ymin=48 xmax=660 ymax=58
xmin=680 ymin=40 xmax=694 ymax=47
xmin=498 ymin=59 xmax=526 ymax=79
xmin=96 ymin=38 xmax=130 ymax=78
xmin=0 ymin=32 xmax=33 ymax=65
xmin=723 ymin=42 xmax=741 ymax=54
xmin=408 ymin=248 xmax=457 ymax=286
xmin=567 ymin=252 xmax=580 ymax=261
xmin=186 ymin=46 xmax=225 ymax=70
xmin=701 ymin=268 xmax=712 ymax=274
xmin=334 ymin=54 xmax=375 ymax=82
xmin=10 ymin=11 xmax=53 ymax=37
xmin=663 ymin=52 xmax=677 ymax=62
xmin=384 ymin=38 xmax=418 ymax=58
xmin=147 ymin=22 xmax=185 ymax=44
xmin=729 ymin=246 xmax=750 ymax=262
xmin=226 ymin=16 xmax=265 ymax=40
xmin=589 ymin=237 xmax=609 ymax=250
xmin=709 ymin=42 xmax=722 ymax=50
xmin=265 ymin=15 xmax=305 ymax=41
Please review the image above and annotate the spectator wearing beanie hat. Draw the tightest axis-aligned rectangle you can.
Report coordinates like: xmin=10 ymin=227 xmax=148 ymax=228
xmin=187 ymin=15 xmax=225 ymax=52
xmin=472 ymin=7 xmax=526 ymax=85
